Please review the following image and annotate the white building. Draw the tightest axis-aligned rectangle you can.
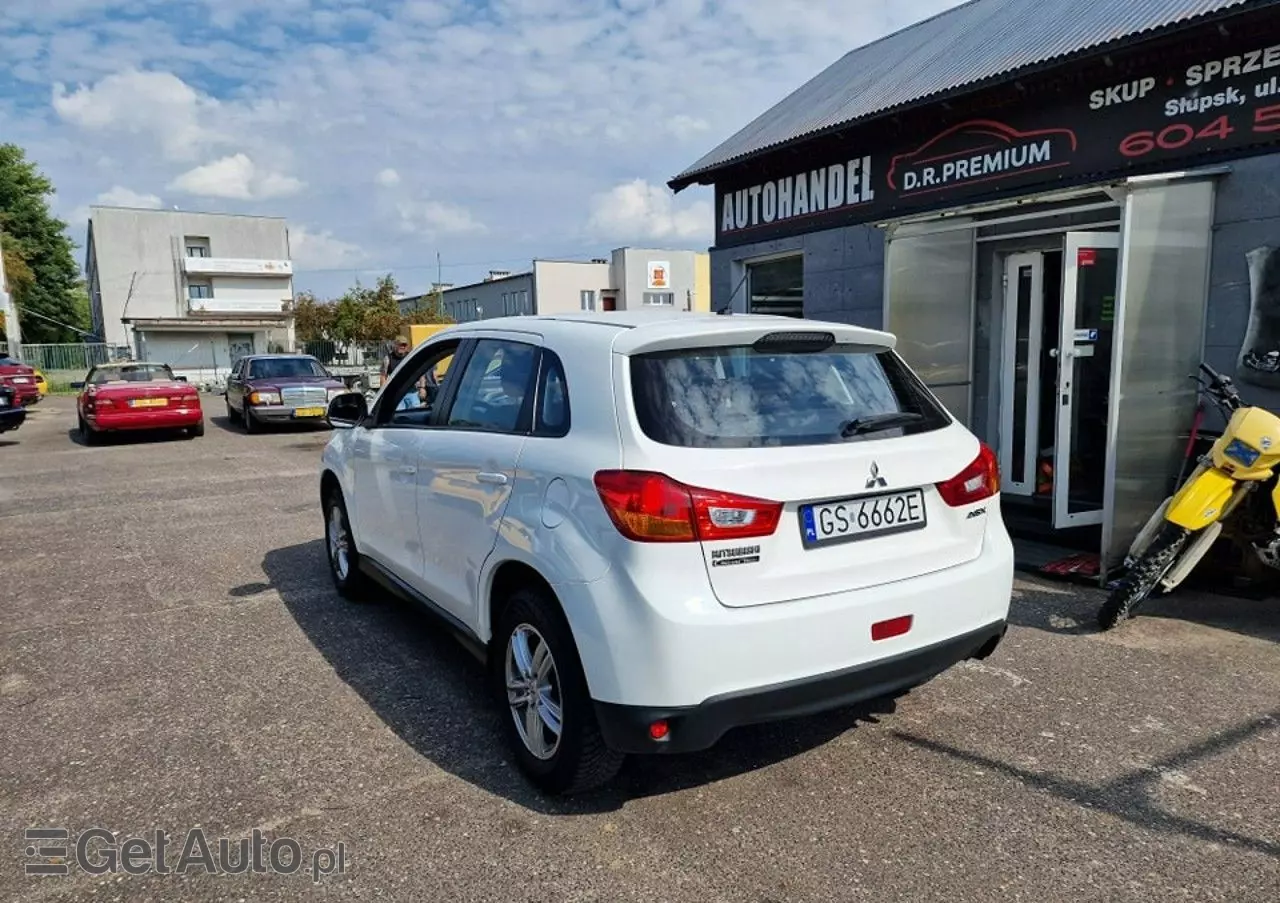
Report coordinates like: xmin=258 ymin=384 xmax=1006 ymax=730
xmin=85 ymin=207 xmax=295 ymax=377
xmin=433 ymin=247 xmax=711 ymax=323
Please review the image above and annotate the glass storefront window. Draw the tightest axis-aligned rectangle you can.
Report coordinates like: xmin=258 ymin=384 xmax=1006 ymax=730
xmin=747 ymin=256 xmax=803 ymax=318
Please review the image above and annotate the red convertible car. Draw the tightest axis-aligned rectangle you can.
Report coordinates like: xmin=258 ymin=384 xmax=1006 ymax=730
xmin=0 ymin=355 xmax=41 ymax=407
xmin=74 ymin=361 xmax=205 ymax=444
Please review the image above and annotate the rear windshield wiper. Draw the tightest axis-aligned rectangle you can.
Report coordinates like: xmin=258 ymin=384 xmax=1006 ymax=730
xmin=840 ymin=412 xmax=924 ymax=438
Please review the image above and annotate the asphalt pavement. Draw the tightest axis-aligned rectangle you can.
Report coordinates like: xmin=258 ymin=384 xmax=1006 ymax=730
xmin=2 ymin=397 xmax=1277 ymax=902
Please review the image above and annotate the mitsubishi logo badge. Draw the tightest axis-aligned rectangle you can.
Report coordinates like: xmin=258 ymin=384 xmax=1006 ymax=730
xmin=866 ymin=461 xmax=888 ymax=489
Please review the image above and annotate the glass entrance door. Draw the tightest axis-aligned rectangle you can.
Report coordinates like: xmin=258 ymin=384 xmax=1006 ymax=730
xmin=1054 ymin=233 xmax=1120 ymax=529
xmin=999 ymin=252 xmax=1045 ymax=497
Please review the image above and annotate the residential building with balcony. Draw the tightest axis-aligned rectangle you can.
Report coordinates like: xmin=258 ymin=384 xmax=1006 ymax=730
xmin=435 ymin=247 xmax=710 ymax=323
xmin=85 ymin=206 xmax=295 ymax=376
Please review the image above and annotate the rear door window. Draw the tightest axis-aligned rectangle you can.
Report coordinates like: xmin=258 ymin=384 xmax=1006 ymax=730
xmin=630 ymin=343 xmax=950 ymax=448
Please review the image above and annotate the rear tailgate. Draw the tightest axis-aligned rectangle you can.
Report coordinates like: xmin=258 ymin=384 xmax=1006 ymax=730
xmin=612 ymin=321 xmax=996 ymax=608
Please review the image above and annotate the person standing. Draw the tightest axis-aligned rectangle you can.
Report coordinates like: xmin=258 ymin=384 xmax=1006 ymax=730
xmin=381 ymin=335 xmax=411 ymax=383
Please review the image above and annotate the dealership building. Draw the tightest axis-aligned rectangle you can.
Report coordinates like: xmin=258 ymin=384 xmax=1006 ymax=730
xmin=671 ymin=0 xmax=1280 ymax=576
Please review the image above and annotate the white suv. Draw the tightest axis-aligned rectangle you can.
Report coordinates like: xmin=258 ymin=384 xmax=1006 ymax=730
xmin=319 ymin=311 xmax=1014 ymax=794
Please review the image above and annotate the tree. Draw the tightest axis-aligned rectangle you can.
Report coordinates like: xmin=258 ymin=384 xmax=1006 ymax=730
xmin=360 ymin=274 xmax=405 ymax=342
xmin=293 ymin=291 xmax=335 ymax=343
xmin=403 ymin=287 xmax=452 ymax=324
xmin=0 ymin=144 xmax=85 ymax=342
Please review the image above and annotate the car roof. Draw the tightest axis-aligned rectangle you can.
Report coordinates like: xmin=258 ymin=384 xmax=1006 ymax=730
xmin=243 ymin=353 xmax=319 ymax=360
xmin=442 ymin=311 xmax=897 ymax=353
xmin=90 ymin=361 xmax=170 ymax=368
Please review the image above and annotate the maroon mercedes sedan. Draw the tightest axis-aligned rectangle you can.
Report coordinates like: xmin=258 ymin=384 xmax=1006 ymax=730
xmin=224 ymin=354 xmax=348 ymax=433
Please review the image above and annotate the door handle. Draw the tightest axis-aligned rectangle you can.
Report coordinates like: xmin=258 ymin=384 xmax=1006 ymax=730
xmin=476 ymin=472 xmax=509 ymax=485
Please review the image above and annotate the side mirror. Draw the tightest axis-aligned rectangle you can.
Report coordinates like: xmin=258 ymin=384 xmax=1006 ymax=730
xmin=70 ymin=381 xmax=85 ymax=390
xmin=327 ymin=392 xmax=368 ymax=429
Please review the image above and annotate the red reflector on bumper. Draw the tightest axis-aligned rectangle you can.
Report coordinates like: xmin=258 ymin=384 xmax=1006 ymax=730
xmin=872 ymin=615 xmax=913 ymax=641
xmin=649 ymin=720 xmax=669 ymax=741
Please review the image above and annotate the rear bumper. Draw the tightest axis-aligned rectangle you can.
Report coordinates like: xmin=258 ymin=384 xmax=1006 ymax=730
xmin=557 ymin=521 xmax=1015 ymax=711
xmin=88 ymin=407 xmax=203 ymax=431
xmin=594 ymin=620 xmax=1007 ymax=754
xmin=0 ymin=408 xmax=26 ymax=432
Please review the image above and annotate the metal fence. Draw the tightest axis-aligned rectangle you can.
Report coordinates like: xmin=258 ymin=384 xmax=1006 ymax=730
xmin=0 ymin=342 xmax=133 ymax=372
xmin=299 ymin=340 xmax=388 ymax=368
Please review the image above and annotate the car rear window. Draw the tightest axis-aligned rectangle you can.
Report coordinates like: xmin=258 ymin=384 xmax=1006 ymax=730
xmin=630 ymin=343 xmax=951 ymax=448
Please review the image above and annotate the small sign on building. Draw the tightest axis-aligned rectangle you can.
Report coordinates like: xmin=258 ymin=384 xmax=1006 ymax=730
xmin=647 ymin=261 xmax=670 ymax=290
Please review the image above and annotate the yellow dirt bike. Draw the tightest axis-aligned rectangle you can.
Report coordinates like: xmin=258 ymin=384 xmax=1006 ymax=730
xmin=1099 ymin=363 xmax=1280 ymax=629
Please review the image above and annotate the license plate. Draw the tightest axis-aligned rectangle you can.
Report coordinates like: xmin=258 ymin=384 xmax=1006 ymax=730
xmin=800 ymin=489 xmax=927 ymax=548
xmin=293 ymin=406 xmax=326 ymax=418
xmin=130 ymin=397 xmax=168 ymax=408
xmin=12 ymin=377 xmax=29 ymax=384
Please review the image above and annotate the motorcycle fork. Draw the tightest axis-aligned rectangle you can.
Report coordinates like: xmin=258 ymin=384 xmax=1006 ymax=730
xmin=1161 ymin=482 xmax=1256 ymax=591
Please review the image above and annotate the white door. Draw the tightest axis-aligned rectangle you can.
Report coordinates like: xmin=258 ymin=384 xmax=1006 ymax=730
xmin=999 ymin=252 xmax=1045 ymax=497
xmin=350 ymin=427 xmax=425 ymax=582
xmin=1054 ymin=232 xmax=1121 ymax=529
xmin=415 ymin=337 xmax=538 ymax=622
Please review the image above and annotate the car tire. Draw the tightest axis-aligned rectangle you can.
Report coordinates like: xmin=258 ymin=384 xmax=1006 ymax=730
xmin=324 ymin=488 xmax=369 ymax=601
xmin=243 ymin=405 xmax=259 ymax=434
xmin=225 ymin=400 xmax=240 ymax=423
xmin=78 ymin=415 xmax=101 ymax=446
xmin=494 ymin=588 xmax=625 ymax=795
xmin=188 ymin=420 xmax=205 ymax=439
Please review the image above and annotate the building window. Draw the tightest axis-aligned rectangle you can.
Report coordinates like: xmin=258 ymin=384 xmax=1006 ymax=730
xmin=581 ymin=290 xmax=596 ymax=311
xmin=188 ymin=282 xmax=214 ymax=300
xmin=521 ymin=290 xmax=531 ymax=314
xmin=746 ymin=256 xmax=803 ymax=318
xmin=643 ymin=292 xmax=675 ymax=306
xmin=185 ymin=237 xmax=211 ymax=257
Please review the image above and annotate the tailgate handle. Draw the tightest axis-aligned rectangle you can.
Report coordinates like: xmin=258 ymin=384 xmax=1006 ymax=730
xmin=476 ymin=472 xmax=509 ymax=485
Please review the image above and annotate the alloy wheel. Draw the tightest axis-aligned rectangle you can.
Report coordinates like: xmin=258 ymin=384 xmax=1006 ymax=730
xmin=505 ymin=624 xmax=563 ymax=760
xmin=327 ymin=504 xmax=350 ymax=581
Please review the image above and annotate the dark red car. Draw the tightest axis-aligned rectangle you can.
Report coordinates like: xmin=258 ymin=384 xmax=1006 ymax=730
xmin=0 ymin=355 xmax=41 ymax=407
xmin=73 ymin=361 xmax=204 ymax=444
xmin=224 ymin=353 xmax=347 ymax=432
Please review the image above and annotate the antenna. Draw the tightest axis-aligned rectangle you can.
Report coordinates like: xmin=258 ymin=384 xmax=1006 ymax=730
xmin=717 ymin=269 xmax=749 ymax=315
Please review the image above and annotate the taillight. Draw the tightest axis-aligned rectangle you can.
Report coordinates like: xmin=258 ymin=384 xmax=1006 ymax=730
xmin=936 ymin=442 xmax=1000 ymax=507
xmin=593 ymin=470 xmax=783 ymax=543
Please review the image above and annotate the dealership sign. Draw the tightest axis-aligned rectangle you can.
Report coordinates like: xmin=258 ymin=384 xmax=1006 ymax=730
xmin=715 ymin=37 xmax=1280 ymax=247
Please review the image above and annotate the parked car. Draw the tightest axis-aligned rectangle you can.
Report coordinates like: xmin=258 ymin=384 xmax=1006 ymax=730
xmin=73 ymin=361 xmax=204 ymax=444
xmin=318 ymin=311 xmax=1015 ymax=795
xmin=0 ymin=384 xmax=26 ymax=435
xmin=225 ymin=354 xmax=348 ymax=433
xmin=0 ymin=355 xmax=41 ymax=407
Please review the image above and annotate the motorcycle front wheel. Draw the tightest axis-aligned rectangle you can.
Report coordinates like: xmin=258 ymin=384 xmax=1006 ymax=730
xmin=1097 ymin=524 xmax=1191 ymax=630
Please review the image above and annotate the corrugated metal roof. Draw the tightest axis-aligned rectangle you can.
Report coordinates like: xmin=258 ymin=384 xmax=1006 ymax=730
xmin=670 ymin=0 xmax=1263 ymax=189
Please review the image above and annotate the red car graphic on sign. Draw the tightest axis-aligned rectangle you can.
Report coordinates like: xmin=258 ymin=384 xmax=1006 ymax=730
xmin=887 ymin=119 xmax=1078 ymax=196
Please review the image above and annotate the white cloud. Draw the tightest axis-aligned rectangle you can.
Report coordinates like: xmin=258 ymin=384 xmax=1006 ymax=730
xmin=16 ymin=0 xmax=970 ymax=296
xmin=168 ymin=154 xmax=304 ymax=200
xmin=289 ymin=225 xmax=367 ymax=269
xmin=95 ymin=185 xmax=164 ymax=209
xmin=52 ymin=69 xmax=217 ymax=161
xmin=397 ymin=199 xmax=486 ymax=238
xmin=587 ymin=179 xmax=713 ymax=244
xmin=67 ymin=185 xmax=165 ymax=231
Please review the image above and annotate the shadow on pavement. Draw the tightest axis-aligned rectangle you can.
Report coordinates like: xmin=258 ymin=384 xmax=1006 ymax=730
xmin=1007 ymin=576 xmax=1278 ymax=645
xmin=260 ymin=539 xmax=900 ymax=813
xmin=64 ymin=427 xmax=196 ymax=447
xmin=895 ymin=710 xmax=1280 ymax=858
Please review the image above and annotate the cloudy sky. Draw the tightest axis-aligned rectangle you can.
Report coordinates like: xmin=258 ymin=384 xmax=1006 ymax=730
xmin=0 ymin=0 xmax=964 ymax=297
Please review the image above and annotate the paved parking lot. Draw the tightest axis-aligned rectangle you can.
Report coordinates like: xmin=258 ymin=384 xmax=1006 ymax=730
xmin=2 ymin=396 xmax=1278 ymax=902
